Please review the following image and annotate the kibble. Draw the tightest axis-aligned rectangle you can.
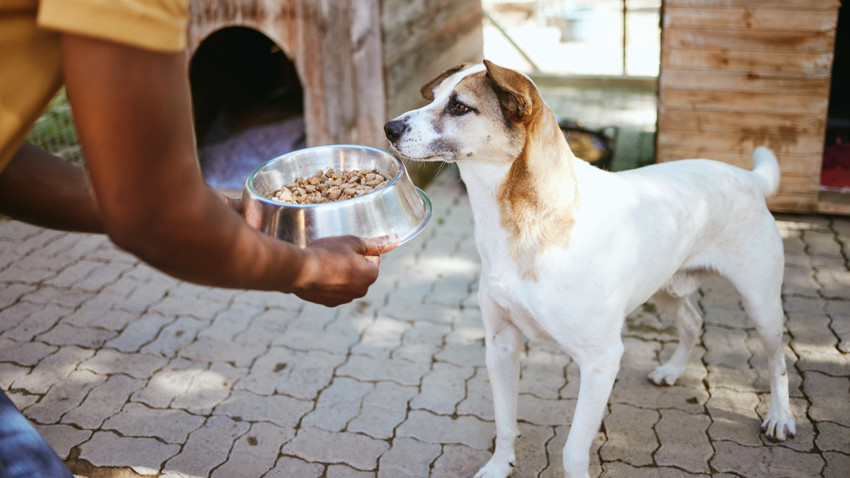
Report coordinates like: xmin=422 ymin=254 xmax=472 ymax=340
xmin=270 ymin=168 xmax=390 ymax=204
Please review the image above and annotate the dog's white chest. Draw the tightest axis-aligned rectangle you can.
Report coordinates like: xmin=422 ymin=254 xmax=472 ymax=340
xmin=484 ymin=269 xmax=556 ymax=343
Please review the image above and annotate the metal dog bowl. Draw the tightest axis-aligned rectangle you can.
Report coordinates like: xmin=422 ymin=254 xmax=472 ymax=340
xmin=242 ymin=145 xmax=432 ymax=248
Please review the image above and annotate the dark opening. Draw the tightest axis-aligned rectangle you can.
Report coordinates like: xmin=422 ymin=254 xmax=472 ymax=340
xmin=823 ymin=2 xmax=850 ymax=191
xmin=189 ymin=27 xmax=306 ymax=191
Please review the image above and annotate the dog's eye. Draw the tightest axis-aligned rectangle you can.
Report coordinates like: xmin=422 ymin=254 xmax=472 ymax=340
xmin=449 ymin=100 xmax=471 ymax=116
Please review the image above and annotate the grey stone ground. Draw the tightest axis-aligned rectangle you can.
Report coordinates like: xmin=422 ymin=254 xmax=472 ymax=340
xmin=1 ymin=172 xmax=849 ymax=478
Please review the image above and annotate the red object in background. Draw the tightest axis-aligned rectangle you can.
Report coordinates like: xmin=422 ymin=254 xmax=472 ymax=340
xmin=821 ymin=140 xmax=850 ymax=189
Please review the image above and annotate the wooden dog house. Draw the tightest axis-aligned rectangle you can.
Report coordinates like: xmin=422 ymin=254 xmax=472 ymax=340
xmin=185 ymin=0 xmax=483 ymax=188
xmin=656 ymin=0 xmax=845 ymax=214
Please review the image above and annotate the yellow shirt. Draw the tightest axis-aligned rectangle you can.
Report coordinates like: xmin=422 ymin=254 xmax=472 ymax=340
xmin=0 ymin=0 xmax=190 ymax=171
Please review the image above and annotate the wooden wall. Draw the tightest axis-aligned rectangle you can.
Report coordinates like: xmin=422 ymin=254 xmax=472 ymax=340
xmin=186 ymin=0 xmax=483 ymax=150
xmin=656 ymin=0 xmax=841 ymax=213
xmin=381 ymin=0 xmax=484 ymax=118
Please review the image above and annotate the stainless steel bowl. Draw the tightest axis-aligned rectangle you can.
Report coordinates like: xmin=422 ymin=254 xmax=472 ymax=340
xmin=242 ymin=145 xmax=432 ymax=248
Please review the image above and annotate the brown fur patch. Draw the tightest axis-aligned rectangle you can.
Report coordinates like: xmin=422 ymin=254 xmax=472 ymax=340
xmin=485 ymin=62 xmax=580 ymax=280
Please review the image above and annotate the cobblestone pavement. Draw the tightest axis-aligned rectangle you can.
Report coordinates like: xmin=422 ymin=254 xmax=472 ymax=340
xmin=1 ymin=173 xmax=849 ymax=478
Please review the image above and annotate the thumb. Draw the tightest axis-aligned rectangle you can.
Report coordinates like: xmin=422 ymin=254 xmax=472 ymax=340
xmin=360 ymin=234 xmax=400 ymax=256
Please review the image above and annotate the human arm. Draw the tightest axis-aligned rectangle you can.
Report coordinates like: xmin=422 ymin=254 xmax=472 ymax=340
xmin=53 ymin=33 xmax=392 ymax=305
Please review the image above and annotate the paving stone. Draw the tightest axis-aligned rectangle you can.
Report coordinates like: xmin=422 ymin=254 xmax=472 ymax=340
xmin=302 ymin=377 xmax=374 ymax=432
xmin=34 ymin=423 xmax=91 ymax=460
xmin=213 ymin=389 xmax=312 ymax=428
xmin=705 ymin=387 xmax=762 ymax=446
xmin=377 ymin=437 xmax=441 ymax=478
xmin=831 ymin=312 xmax=850 ymax=353
xmin=102 ymin=402 xmax=203 ymax=444
xmin=273 ymin=326 xmax=358 ymax=355
xmin=0 ymin=338 xmax=58 ymax=366
xmin=348 ymin=381 xmax=418 ymax=439
xmin=210 ymin=422 xmax=294 ymax=478
xmin=599 ymin=402 xmax=658 ymax=466
xmin=456 ymin=366 xmax=494 ymax=421
xmin=39 ymin=322 xmax=118 ymax=349
xmin=131 ymin=358 xmax=198 ymax=408
xmin=140 ymin=316 xmax=208 ymax=359
xmin=803 ymin=371 xmax=850 ymax=427
xmin=162 ymin=415 xmax=249 ymax=477
xmin=79 ymin=349 xmax=168 ymax=380
xmin=62 ymin=373 xmax=145 ymax=429
xmin=281 ymin=427 xmax=389 ymax=471
xmin=511 ymin=422 xmax=556 ymax=478
xmin=350 ymin=316 xmax=408 ymax=358
xmin=12 ymin=345 xmax=93 ymax=394
xmin=78 ymin=431 xmax=180 ymax=475
xmin=655 ymin=409 xmax=712 ymax=474
xmin=0 ymin=362 xmax=30 ymax=389
xmin=823 ymin=451 xmax=850 ymax=478
xmin=237 ymin=348 xmax=345 ymax=400
xmin=264 ymin=456 xmax=323 ymax=478
xmin=25 ymin=369 xmax=105 ymax=425
xmin=815 ymin=422 xmax=850 ymax=453
xmin=337 ymin=354 xmax=430 ymax=386
xmin=411 ymin=361 xmax=474 ymax=415
xmin=711 ymin=440 xmax=825 ymax=477
xmin=396 ymin=410 xmax=493 ymax=450
xmin=429 ymin=443 xmax=492 ymax=478
xmin=106 ymin=312 xmax=173 ymax=353
xmin=20 ymin=285 xmax=92 ymax=309
xmin=0 ymin=301 xmax=71 ymax=342
xmin=600 ymin=462 xmax=710 ymax=478
xmin=171 ymin=364 xmax=235 ymax=415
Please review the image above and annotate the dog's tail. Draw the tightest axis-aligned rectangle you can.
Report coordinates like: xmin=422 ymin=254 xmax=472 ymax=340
xmin=751 ymin=146 xmax=781 ymax=198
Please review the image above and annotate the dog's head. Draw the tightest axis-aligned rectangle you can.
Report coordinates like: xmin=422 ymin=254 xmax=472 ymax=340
xmin=384 ymin=60 xmax=556 ymax=167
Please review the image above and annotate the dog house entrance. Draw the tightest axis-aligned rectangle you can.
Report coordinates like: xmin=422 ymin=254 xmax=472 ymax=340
xmin=189 ymin=27 xmax=306 ymax=191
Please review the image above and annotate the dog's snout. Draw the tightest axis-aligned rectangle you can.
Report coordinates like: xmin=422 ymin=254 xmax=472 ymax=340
xmin=384 ymin=119 xmax=408 ymax=142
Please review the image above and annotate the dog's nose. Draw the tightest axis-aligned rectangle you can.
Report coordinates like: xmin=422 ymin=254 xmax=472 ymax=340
xmin=384 ymin=119 xmax=407 ymax=142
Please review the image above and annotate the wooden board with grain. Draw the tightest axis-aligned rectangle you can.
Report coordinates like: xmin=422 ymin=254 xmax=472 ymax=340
xmin=656 ymin=0 xmax=842 ymax=213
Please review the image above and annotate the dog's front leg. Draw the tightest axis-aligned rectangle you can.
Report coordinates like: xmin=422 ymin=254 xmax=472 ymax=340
xmin=475 ymin=300 xmax=522 ymax=478
xmin=562 ymin=341 xmax=624 ymax=478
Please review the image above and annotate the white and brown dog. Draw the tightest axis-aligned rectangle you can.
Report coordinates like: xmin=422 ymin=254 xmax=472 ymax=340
xmin=384 ymin=61 xmax=795 ymax=478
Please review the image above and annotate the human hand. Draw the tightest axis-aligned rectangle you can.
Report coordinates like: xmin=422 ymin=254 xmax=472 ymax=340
xmin=291 ymin=235 xmax=399 ymax=307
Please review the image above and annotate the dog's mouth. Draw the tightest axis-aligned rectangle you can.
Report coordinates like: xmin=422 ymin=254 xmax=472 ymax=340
xmin=387 ymin=144 xmax=450 ymax=163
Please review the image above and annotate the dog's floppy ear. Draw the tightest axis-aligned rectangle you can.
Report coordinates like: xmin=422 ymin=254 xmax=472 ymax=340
xmin=484 ymin=59 xmax=536 ymax=123
xmin=420 ymin=64 xmax=469 ymax=101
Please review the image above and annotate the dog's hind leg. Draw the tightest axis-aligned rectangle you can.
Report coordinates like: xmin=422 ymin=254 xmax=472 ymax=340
xmin=475 ymin=300 xmax=523 ymax=478
xmin=735 ymin=275 xmax=796 ymax=441
xmin=647 ymin=288 xmax=703 ymax=386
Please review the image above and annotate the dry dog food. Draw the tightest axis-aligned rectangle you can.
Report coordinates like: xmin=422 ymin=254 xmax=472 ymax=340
xmin=271 ymin=168 xmax=390 ymax=204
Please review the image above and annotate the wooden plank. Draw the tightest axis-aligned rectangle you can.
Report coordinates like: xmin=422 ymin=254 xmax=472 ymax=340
xmin=661 ymin=48 xmax=834 ymax=76
xmin=663 ymin=6 xmax=838 ymax=32
xmin=769 ymin=194 xmax=818 ymax=214
xmin=658 ymin=109 xmax=825 ymax=136
xmin=657 ymin=130 xmax=825 ymax=157
xmin=663 ymin=27 xmax=836 ymax=53
xmin=660 ymin=89 xmax=830 ymax=116
xmin=660 ymin=69 xmax=831 ymax=96
xmin=818 ymin=191 xmax=850 ymax=215
xmin=665 ymin=0 xmax=840 ymax=10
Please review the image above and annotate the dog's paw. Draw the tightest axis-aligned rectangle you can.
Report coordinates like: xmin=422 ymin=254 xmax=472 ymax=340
xmin=474 ymin=458 xmax=514 ymax=478
xmin=761 ymin=411 xmax=796 ymax=441
xmin=647 ymin=364 xmax=682 ymax=386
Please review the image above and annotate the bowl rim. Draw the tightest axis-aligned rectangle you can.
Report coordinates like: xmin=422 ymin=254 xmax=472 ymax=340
xmin=244 ymin=144 xmax=406 ymax=208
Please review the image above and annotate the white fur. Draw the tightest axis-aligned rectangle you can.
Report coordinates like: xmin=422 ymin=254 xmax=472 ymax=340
xmin=386 ymin=64 xmax=794 ymax=478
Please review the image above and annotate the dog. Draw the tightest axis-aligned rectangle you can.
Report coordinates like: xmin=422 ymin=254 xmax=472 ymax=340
xmin=384 ymin=60 xmax=795 ymax=478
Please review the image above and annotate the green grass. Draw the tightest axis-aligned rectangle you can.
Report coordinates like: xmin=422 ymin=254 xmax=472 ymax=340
xmin=26 ymin=88 xmax=84 ymax=167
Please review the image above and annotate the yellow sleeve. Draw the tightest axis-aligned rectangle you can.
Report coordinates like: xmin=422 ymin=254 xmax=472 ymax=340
xmin=37 ymin=0 xmax=189 ymax=52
